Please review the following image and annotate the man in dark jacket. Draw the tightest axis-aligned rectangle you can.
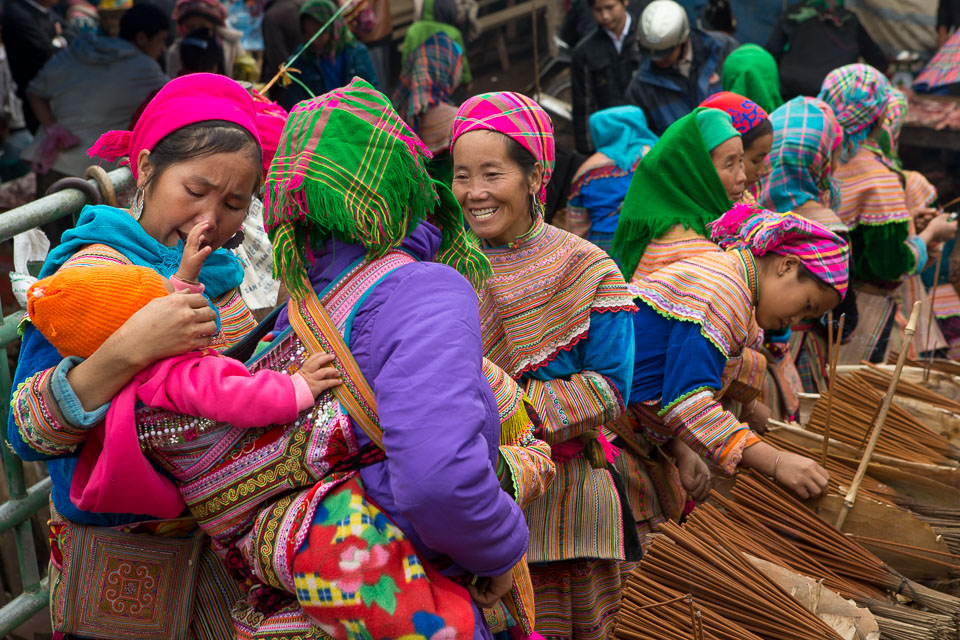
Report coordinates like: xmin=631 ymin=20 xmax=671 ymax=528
xmin=765 ymin=0 xmax=887 ymax=100
xmin=2 ymin=0 xmax=64 ymax=132
xmin=570 ymin=0 xmax=642 ymax=153
xmin=624 ymin=0 xmax=736 ymax=136
xmin=260 ymin=0 xmax=304 ymax=91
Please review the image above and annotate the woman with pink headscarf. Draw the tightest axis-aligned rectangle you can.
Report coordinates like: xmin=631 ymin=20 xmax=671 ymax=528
xmin=450 ymin=91 xmax=639 ymax=640
xmin=9 ymin=73 xmax=264 ymax=640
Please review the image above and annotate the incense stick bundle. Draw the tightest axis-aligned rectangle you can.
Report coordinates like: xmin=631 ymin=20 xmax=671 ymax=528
xmin=861 ymin=363 xmax=960 ymax=414
xmin=807 ymin=373 xmax=955 ymax=464
xmin=729 ymin=471 xmax=960 ymax=617
xmin=616 ymin=572 xmax=765 ymax=640
xmin=634 ymin=520 xmax=846 ymax=640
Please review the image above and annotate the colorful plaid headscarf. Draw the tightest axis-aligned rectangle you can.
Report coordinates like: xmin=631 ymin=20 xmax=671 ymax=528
xmin=450 ymin=91 xmax=555 ymax=201
xmin=711 ymin=203 xmax=850 ymax=297
xmin=172 ymin=0 xmax=226 ymax=32
xmin=914 ymin=30 xmax=960 ymax=92
xmin=392 ymin=31 xmax=463 ymax=129
xmin=877 ymin=88 xmax=907 ymax=169
xmin=264 ymin=78 xmax=490 ymax=297
xmin=300 ymin=0 xmax=355 ymax=56
xmin=721 ymin=44 xmax=784 ymax=114
xmin=817 ymin=63 xmax=891 ymax=163
xmin=700 ymin=91 xmax=769 ymax=135
xmin=759 ymin=96 xmax=842 ymax=212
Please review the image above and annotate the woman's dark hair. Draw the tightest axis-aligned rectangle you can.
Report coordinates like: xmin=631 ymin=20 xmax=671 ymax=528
xmin=502 ymin=134 xmax=538 ymax=180
xmin=179 ymin=28 xmax=224 ymax=74
xmin=742 ymin=118 xmax=773 ymax=152
xmin=143 ymin=120 xmax=262 ymax=191
xmin=119 ymin=4 xmax=170 ymax=42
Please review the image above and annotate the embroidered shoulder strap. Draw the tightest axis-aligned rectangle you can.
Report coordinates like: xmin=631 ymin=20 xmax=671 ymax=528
xmin=287 ymin=251 xmax=416 ymax=450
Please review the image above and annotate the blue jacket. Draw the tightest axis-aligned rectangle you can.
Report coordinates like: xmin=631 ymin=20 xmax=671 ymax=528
xmin=624 ymin=28 xmax=737 ymax=136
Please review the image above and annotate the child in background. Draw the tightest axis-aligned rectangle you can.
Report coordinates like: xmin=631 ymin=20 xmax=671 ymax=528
xmin=26 ymin=221 xmax=341 ymax=518
xmin=178 ymin=28 xmax=225 ymax=75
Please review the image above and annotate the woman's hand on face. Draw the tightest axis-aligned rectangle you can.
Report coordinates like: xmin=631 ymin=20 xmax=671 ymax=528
xmin=175 ymin=222 xmax=213 ymax=284
xmin=115 ymin=291 xmax=218 ymax=368
xmin=774 ymin=452 xmax=829 ymax=500
xmin=467 ymin=568 xmax=515 ymax=609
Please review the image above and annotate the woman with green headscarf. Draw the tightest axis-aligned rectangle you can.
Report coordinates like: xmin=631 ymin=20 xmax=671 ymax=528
xmin=613 ymin=107 xmax=772 ymax=435
xmin=278 ymin=0 xmax=379 ymax=110
xmin=400 ymin=0 xmax=473 ymax=87
xmin=722 ymin=43 xmax=784 ymax=114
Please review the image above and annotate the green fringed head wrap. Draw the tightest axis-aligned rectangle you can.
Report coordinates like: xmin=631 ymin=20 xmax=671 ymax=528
xmin=612 ymin=107 xmax=733 ymax=280
xmin=263 ymin=77 xmax=490 ymax=298
xmin=721 ymin=43 xmax=785 ymax=114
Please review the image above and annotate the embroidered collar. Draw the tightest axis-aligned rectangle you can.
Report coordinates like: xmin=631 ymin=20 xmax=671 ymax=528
xmin=735 ymin=249 xmax=759 ymax=306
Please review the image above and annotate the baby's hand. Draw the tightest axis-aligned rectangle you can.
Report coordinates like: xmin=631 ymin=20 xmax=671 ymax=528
xmin=299 ymin=352 xmax=342 ymax=397
xmin=176 ymin=222 xmax=213 ymax=284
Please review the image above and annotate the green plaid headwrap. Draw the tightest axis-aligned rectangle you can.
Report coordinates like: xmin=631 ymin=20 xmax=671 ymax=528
xmin=264 ymin=78 xmax=490 ymax=298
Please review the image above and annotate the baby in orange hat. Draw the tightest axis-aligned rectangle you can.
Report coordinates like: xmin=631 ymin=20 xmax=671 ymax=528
xmin=25 ymin=223 xmax=341 ymax=518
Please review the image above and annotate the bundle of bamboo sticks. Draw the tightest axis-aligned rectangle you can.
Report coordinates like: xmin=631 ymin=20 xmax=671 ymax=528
xmin=628 ymin=519 xmax=846 ymax=640
xmin=863 ymin=363 xmax=960 ymax=414
xmin=729 ymin=472 xmax=960 ymax=618
xmin=616 ymin=573 xmax=765 ymax=640
xmin=807 ymin=372 xmax=956 ymax=464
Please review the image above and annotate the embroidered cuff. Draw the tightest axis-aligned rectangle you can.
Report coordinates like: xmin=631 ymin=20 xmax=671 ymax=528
xmin=906 ymin=235 xmax=929 ymax=275
xmin=49 ymin=356 xmax=109 ymax=428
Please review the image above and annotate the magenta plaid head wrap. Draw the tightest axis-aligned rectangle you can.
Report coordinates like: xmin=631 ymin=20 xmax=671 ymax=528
xmin=450 ymin=91 xmax=555 ymax=201
xmin=817 ymin=63 xmax=891 ymax=162
xmin=711 ymin=203 xmax=850 ymax=298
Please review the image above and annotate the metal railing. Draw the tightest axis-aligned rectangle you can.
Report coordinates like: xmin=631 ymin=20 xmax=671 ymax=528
xmin=0 ymin=166 xmax=134 ymax=636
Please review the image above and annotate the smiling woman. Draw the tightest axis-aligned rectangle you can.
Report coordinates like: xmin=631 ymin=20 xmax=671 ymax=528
xmin=451 ymin=91 xmax=641 ymax=640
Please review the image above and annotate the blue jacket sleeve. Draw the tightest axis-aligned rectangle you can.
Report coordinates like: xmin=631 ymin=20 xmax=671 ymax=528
xmin=579 ymin=309 xmax=635 ymax=401
xmin=368 ymin=265 xmax=528 ymax=576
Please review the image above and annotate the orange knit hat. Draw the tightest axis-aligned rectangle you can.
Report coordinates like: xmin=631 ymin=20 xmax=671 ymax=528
xmin=27 ymin=265 xmax=170 ymax=359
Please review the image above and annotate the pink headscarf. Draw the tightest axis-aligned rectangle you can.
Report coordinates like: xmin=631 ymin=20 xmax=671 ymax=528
xmin=252 ymin=90 xmax=289 ymax=174
xmin=450 ymin=91 xmax=555 ymax=201
xmin=711 ymin=203 xmax=850 ymax=298
xmin=88 ymin=73 xmax=261 ymax=179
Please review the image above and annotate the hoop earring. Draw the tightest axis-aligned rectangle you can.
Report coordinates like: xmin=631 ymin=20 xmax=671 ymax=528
xmin=221 ymin=229 xmax=245 ymax=250
xmin=530 ymin=192 xmax=541 ymax=220
xmin=131 ymin=187 xmax=145 ymax=221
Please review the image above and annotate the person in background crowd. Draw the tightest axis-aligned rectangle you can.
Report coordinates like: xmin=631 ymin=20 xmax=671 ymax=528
xmin=0 ymin=32 xmax=30 ymax=182
xmin=346 ymin=0 xmax=393 ymax=92
xmin=178 ymin=27 xmax=224 ymax=74
xmin=558 ymin=0 xmax=645 ymax=49
xmin=566 ymin=105 xmax=656 ymax=254
xmin=166 ymin=0 xmax=244 ymax=78
xmin=25 ymin=2 xmax=169 ymax=245
xmin=820 ymin=64 xmax=955 ymax=364
xmin=65 ymin=0 xmax=99 ymax=36
xmin=260 ymin=0 xmax=304 ymax=90
xmin=570 ymin=0 xmax=641 ymax=154
xmin=277 ymin=0 xmax=378 ymax=110
xmin=392 ymin=30 xmax=462 ymax=184
xmin=700 ymin=91 xmax=773 ymax=202
xmin=402 ymin=0 xmax=474 ymax=88
xmin=2 ymin=0 xmax=65 ymax=132
xmin=624 ymin=0 xmax=737 ymax=136
xmin=765 ymin=0 xmax=887 ymax=100
xmin=938 ymin=0 xmax=960 ymax=48
xmin=721 ymin=43 xmax=783 ymax=115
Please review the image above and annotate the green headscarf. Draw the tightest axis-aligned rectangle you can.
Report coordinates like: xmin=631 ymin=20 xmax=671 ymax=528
xmin=721 ymin=44 xmax=784 ymax=114
xmin=787 ymin=0 xmax=849 ymax=23
xmin=264 ymin=78 xmax=490 ymax=297
xmin=400 ymin=0 xmax=472 ymax=84
xmin=300 ymin=0 xmax=354 ymax=56
xmin=696 ymin=109 xmax=739 ymax=151
xmin=612 ymin=108 xmax=734 ymax=280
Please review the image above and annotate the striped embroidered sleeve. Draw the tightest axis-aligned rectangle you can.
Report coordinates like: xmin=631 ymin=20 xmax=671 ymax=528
xmin=660 ymin=390 xmax=757 ymax=475
xmin=498 ymin=434 xmax=555 ymax=509
xmin=524 ymin=371 xmax=625 ymax=446
xmin=721 ymin=347 xmax=767 ymax=405
xmin=10 ymin=368 xmax=91 ymax=457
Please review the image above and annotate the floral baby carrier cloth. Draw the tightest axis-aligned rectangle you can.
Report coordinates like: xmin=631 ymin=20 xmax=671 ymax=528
xmin=138 ymin=251 xmax=476 ymax=640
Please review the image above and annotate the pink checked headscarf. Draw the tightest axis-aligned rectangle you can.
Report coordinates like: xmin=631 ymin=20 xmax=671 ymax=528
xmin=711 ymin=203 xmax=850 ymax=298
xmin=88 ymin=73 xmax=261 ymax=179
xmin=450 ymin=91 xmax=555 ymax=201
xmin=252 ymin=90 xmax=289 ymax=174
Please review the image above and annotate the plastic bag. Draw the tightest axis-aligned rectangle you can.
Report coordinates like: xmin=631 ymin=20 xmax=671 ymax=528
xmin=10 ymin=227 xmax=50 ymax=308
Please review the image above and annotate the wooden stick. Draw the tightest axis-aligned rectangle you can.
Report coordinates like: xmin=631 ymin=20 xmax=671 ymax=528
xmin=836 ymin=301 xmax=922 ymax=530
xmin=821 ymin=313 xmax=845 ymax=465
xmin=924 ymin=250 xmax=945 ymax=383
xmin=531 ymin=0 xmax=541 ymax=99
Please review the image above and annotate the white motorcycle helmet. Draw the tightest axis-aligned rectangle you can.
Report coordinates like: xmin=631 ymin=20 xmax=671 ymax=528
xmin=638 ymin=0 xmax=691 ymax=60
